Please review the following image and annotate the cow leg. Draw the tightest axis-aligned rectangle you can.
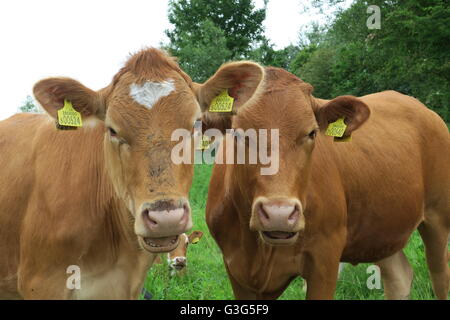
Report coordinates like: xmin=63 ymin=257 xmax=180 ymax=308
xmin=302 ymin=263 xmax=346 ymax=293
xmin=418 ymin=213 xmax=449 ymax=300
xmin=304 ymin=272 xmax=338 ymax=300
xmin=376 ymin=250 xmax=413 ymax=300
xmin=303 ymin=234 xmax=344 ymax=299
xmin=303 ymin=256 xmax=340 ymax=299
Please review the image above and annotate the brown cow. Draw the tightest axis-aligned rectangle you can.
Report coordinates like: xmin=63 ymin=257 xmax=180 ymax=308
xmin=153 ymin=230 xmax=204 ymax=276
xmin=167 ymin=231 xmax=203 ymax=276
xmin=195 ymin=62 xmax=450 ymax=299
xmin=0 ymin=48 xmax=202 ymax=299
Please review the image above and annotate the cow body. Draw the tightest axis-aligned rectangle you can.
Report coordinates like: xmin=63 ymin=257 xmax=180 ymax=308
xmin=0 ymin=115 xmax=151 ymax=299
xmin=0 ymin=48 xmax=201 ymax=299
xmin=200 ymin=65 xmax=449 ymax=299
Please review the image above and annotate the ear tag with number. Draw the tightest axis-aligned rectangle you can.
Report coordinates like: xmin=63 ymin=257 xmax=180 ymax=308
xmin=325 ymin=117 xmax=351 ymax=142
xmin=57 ymin=100 xmax=83 ymax=128
xmin=209 ymin=90 xmax=234 ymax=113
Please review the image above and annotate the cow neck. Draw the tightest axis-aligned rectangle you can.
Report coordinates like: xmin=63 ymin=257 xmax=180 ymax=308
xmin=226 ymin=182 xmax=294 ymax=292
xmin=227 ymin=164 xmax=306 ymax=287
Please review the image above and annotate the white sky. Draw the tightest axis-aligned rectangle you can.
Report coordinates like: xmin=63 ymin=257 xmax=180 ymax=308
xmin=0 ymin=0 xmax=349 ymax=120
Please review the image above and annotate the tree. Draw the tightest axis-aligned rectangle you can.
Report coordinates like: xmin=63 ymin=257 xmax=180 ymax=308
xmin=329 ymin=0 xmax=450 ymax=121
xmin=166 ymin=0 xmax=267 ymax=59
xmin=292 ymin=0 xmax=450 ymax=122
xmin=171 ymin=19 xmax=231 ymax=82
xmin=297 ymin=46 xmax=335 ymax=98
xmin=247 ymin=38 xmax=300 ymax=69
xmin=18 ymin=95 xmax=40 ymax=113
xmin=290 ymin=22 xmax=329 ymax=76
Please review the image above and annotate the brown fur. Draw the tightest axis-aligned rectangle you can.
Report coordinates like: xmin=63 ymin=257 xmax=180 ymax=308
xmin=0 ymin=48 xmax=200 ymax=299
xmin=198 ymin=63 xmax=450 ymax=300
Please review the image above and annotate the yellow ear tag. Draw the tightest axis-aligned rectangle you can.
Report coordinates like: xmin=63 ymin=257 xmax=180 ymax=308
xmin=196 ymin=136 xmax=211 ymax=150
xmin=325 ymin=117 xmax=347 ymax=138
xmin=57 ymin=100 xmax=83 ymax=127
xmin=191 ymin=237 xmax=200 ymax=244
xmin=209 ymin=90 xmax=234 ymax=113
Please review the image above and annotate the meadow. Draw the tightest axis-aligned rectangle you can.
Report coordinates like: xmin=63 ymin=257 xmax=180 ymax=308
xmin=143 ymin=164 xmax=445 ymax=300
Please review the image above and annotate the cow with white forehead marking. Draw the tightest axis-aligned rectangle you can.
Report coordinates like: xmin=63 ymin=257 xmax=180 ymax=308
xmin=0 ymin=48 xmax=203 ymax=299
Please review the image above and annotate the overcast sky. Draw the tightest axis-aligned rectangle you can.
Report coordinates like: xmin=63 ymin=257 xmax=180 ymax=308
xmin=0 ymin=0 xmax=350 ymax=120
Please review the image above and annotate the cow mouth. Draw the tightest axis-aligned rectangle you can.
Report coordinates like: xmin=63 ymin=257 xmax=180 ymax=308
xmin=261 ymin=231 xmax=299 ymax=245
xmin=139 ymin=235 xmax=179 ymax=253
xmin=171 ymin=264 xmax=186 ymax=270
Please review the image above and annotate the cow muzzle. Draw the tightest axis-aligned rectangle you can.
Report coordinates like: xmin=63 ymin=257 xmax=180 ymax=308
xmin=170 ymin=257 xmax=187 ymax=271
xmin=250 ymin=197 xmax=305 ymax=245
xmin=137 ymin=198 xmax=192 ymax=253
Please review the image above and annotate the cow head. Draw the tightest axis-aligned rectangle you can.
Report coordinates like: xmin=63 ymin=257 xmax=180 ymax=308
xmin=33 ymin=49 xmax=200 ymax=253
xmin=196 ymin=63 xmax=370 ymax=246
xmin=167 ymin=231 xmax=203 ymax=275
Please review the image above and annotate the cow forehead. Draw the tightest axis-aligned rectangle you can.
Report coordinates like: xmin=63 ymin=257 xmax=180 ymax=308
xmin=104 ymin=48 xmax=199 ymax=126
xmin=235 ymin=67 xmax=314 ymax=122
xmin=236 ymin=89 xmax=317 ymax=135
xmin=168 ymin=233 xmax=189 ymax=258
xmin=106 ymin=75 xmax=200 ymax=131
xmin=129 ymin=79 xmax=176 ymax=110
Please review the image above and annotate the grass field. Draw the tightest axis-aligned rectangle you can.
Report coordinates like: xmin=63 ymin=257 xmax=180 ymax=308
xmin=143 ymin=164 xmax=446 ymax=300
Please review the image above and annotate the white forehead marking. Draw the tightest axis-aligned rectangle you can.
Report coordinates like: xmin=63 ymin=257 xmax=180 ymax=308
xmin=129 ymin=79 xmax=175 ymax=109
xmin=180 ymin=233 xmax=188 ymax=244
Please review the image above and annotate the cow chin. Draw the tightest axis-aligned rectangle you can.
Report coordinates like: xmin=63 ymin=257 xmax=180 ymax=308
xmin=138 ymin=235 xmax=180 ymax=253
xmin=259 ymin=231 xmax=300 ymax=246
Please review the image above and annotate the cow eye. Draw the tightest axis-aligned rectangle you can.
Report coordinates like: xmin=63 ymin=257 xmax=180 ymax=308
xmin=108 ymin=127 xmax=117 ymax=137
xmin=308 ymin=129 xmax=317 ymax=139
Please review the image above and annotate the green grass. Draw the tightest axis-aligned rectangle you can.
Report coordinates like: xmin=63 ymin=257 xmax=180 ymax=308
xmin=143 ymin=164 xmax=446 ymax=300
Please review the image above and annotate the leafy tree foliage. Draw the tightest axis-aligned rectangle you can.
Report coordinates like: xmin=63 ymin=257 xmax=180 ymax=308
xmin=165 ymin=0 xmax=449 ymax=122
xmin=291 ymin=0 xmax=450 ymax=122
xmin=248 ymin=39 xmax=299 ymax=69
xmin=169 ymin=19 xmax=231 ymax=82
xmin=166 ymin=0 xmax=267 ymax=59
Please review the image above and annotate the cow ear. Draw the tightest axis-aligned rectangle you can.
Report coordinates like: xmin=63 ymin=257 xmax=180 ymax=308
xmin=33 ymin=77 xmax=106 ymax=120
xmin=315 ymin=96 xmax=370 ymax=137
xmin=194 ymin=62 xmax=264 ymax=131
xmin=188 ymin=231 xmax=204 ymax=244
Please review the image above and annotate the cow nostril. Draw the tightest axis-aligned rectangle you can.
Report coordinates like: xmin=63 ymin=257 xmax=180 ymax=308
xmin=142 ymin=209 xmax=158 ymax=226
xmin=288 ymin=207 xmax=299 ymax=222
xmin=259 ymin=203 xmax=270 ymax=221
